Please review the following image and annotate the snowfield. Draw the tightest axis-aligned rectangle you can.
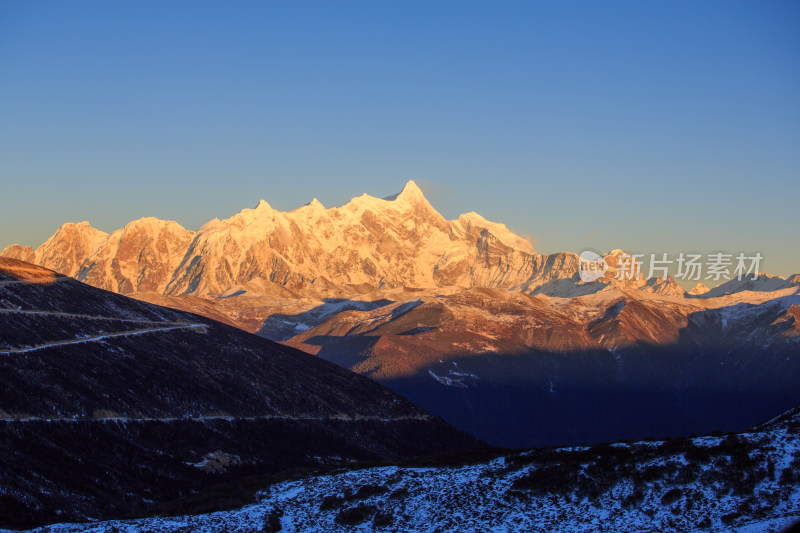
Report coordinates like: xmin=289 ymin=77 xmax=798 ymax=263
xmin=18 ymin=417 xmax=800 ymax=533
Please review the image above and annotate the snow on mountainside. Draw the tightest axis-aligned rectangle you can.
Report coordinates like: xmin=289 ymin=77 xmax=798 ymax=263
xmin=4 ymin=221 xmax=109 ymax=281
xmin=0 ymin=181 xmax=690 ymax=299
xmin=701 ymin=273 xmax=800 ymax=298
xmin=77 ymin=217 xmax=195 ymax=294
xmin=20 ymin=404 xmax=800 ymax=533
xmin=4 ymin=182 xmax=798 ymax=301
xmin=689 ymin=282 xmax=711 ymax=295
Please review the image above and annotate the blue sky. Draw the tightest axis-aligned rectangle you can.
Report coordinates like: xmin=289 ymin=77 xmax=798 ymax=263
xmin=1 ymin=1 xmax=798 ymax=280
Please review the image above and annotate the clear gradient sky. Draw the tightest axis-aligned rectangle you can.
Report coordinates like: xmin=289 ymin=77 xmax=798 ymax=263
xmin=1 ymin=1 xmax=798 ymax=281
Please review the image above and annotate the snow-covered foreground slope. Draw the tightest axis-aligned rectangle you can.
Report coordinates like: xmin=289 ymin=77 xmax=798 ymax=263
xmin=26 ymin=408 xmax=800 ymax=533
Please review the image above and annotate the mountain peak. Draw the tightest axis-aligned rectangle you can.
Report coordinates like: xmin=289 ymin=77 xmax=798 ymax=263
xmin=0 ymin=244 xmax=35 ymax=263
xmin=304 ymin=197 xmax=327 ymax=211
xmin=57 ymin=220 xmax=96 ymax=231
xmin=121 ymin=217 xmax=190 ymax=235
xmin=689 ymin=283 xmax=710 ymax=295
xmin=383 ymin=179 xmax=426 ymax=203
xmin=51 ymin=220 xmax=108 ymax=239
xmin=291 ymin=197 xmax=327 ymax=216
xmin=399 ymin=179 xmax=423 ymax=198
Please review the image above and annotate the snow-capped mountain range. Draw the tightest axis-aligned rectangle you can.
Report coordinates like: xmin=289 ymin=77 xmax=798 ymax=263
xmin=2 ymin=180 xmax=730 ymax=300
xmin=2 ymin=181 xmax=553 ymax=296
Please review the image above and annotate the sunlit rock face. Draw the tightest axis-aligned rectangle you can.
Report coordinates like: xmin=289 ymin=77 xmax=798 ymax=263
xmin=2 ymin=181 xmax=586 ymax=298
xmin=4 ymin=181 xmax=718 ymax=299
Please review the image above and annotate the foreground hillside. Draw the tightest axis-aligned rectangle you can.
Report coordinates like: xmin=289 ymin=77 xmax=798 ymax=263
xmin=20 ymin=405 xmax=800 ymax=533
xmin=0 ymin=258 xmax=476 ymax=529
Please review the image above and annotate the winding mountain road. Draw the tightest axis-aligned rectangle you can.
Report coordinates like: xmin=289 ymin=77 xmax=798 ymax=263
xmin=0 ymin=307 xmax=207 ymax=355
xmin=0 ymin=307 xmax=192 ymax=324
xmin=0 ymin=324 xmax=208 ymax=355
xmin=0 ymin=277 xmax=67 ymax=287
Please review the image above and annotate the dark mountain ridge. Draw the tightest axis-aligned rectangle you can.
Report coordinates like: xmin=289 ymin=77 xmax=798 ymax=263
xmin=0 ymin=258 xmax=477 ymax=529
